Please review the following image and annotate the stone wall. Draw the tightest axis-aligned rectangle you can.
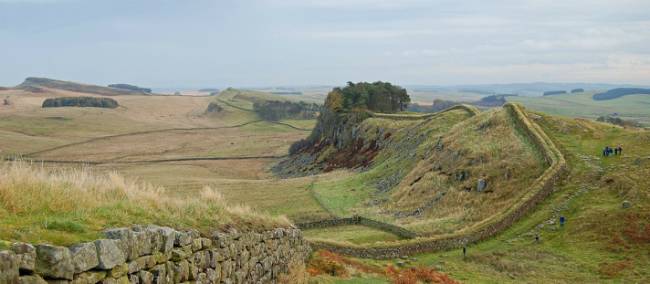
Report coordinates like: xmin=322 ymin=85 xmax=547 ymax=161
xmin=305 ymin=103 xmax=568 ymax=259
xmin=366 ymin=104 xmax=480 ymax=120
xmin=0 ymin=225 xmax=311 ymax=284
xmin=297 ymin=216 xmax=417 ymax=239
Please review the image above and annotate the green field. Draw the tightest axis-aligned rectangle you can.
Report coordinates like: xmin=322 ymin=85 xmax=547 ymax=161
xmin=508 ymin=92 xmax=650 ymax=126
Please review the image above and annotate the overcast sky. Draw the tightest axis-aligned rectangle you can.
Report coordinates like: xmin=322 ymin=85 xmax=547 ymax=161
xmin=1 ymin=0 xmax=649 ymax=88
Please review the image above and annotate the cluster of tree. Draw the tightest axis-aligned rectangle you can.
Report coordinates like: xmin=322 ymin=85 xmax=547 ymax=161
xmin=324 ymin=81 xmax=410 ymax=113
xmin=253 ymin=100 xmax=322 ymax=121
xmin=593 ymin=88 xmax=650 ymax=100
xmin=205 ymin=102 xmax=223 ymax=113
xmin=571 ymin=88 xmax=584 ymax=93
xmin=108 ymin=84 xmax=152 ymax=94
xmin=543 ymin=90 xmax=567 ymax=96
xmin=42 ymin=97 xmax=119 ymax=108
xmin=596 ymin=115 xmax=641 ymax=128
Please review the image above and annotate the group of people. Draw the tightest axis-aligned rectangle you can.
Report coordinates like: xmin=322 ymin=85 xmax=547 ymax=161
xmin=603 ymin=145 xmax=623 ymax=157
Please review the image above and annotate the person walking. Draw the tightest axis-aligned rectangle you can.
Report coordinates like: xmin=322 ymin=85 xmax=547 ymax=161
xmin=617 ymin=144 xmax=623 ymax=156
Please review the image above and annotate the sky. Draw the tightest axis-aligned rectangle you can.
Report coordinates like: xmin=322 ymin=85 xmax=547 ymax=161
xmin=1 ymin=0 xmax=650 ymax=88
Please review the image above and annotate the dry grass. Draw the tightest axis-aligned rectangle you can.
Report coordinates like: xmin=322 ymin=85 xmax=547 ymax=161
xmin=0 ymin=161 xmax=290 ymax=245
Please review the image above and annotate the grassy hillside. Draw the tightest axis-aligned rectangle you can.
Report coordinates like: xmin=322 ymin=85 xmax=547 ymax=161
xmin=0 ymin=161 xmax=288 ymax=246
xmin=310 ymin=109 xmax=650 ymax=283
xmin=18 ymin=77 xmax=153 ymax=96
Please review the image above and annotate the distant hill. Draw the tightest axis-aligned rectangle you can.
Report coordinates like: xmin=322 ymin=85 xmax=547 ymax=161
xmin=108 ymin=84 xmax=151 ymax=94
xmin=593 ymin=88 xmax=650 ymax=100
xmin=18 ymin=77 xmax=151 ymax=96
xmin=199 ymin=88 xmax=220 ymax=92
xmin=543 ymin=90 xmax=568 ymax=96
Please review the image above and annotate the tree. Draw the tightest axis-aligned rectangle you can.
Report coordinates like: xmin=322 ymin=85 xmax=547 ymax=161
xmin=324 ymin=81 xmax=410 ymax=113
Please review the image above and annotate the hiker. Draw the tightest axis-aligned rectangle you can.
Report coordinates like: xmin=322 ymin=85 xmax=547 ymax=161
xmin=477 ymin=175 xmax=487 ymax=192
xmin=559 ymin=216 xmax=566 ymax=228
xmin=602 ymin=146 xmax=609 ymax=157
xmin=617 ymin=145 xmax=623 ymax=156
xmin=535 ymin=233 xmax=540 ymax=243
xmin=462 ymin=245 xmax=467 ymax=259
xmin=614 ymin=147 xmax=619 ymax=155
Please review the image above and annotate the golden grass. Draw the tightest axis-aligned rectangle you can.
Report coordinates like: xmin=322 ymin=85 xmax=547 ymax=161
xmin=0 ymin=161 xmax=290 ymax=245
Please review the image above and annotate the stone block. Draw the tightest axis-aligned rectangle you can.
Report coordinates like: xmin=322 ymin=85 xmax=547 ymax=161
xmin=69 ymin=242 xmax=99 ymax=274
xmin=94 ymin=240 xmax=126 ymax=270
xmin=19 ymin=275 xmax=47 ymax=284
xmin=71 ymin=271 xmax=106 ymax=284
xmin=35 ymin=244 xmax=74 ymax=280
xmin=11 ymin=242 xmax=36 ymax=272
xmin=0 ymin=250 xmax=20 ymax=283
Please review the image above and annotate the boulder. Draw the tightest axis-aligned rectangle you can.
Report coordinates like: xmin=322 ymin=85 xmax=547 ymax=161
xmin=94 ymin=240 xmax=126 ymax=269
xmin=35 ymin=244 xmax=74 ymax=280
xmin=0 ymin=250 xmax=20 ymax=283
xmin=11 ymin=242 xmax=36 ymax=272
xmin=69 ymin=242 xmax=99 ymax=273
xmin=622 ymin=200 xmax=632 ymax=209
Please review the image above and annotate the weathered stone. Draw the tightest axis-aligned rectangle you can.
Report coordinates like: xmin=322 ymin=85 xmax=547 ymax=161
xmin=146 ymin=226 xmax=176 ymax=254
xmin=108 ymin=263 xmax=129 ymax=278
xmin=35 ymin=244 xmax=74 ymax=280
xmin=69 ymin=242 xmax=98 ymax=273
xmin=622 ymin=200 xmax=632 ymax=209
xmin=128 ymin=274 xmax=139 ymax=284
xmin=12 ymin=242 xmax=36 ymax=272
xmin=100 ymin=276 xmax=129 ymax=284
xmin=196 ymin=273 xmax=208 ymax=283
xmin=71 ymin=271 xmax=106 ymax=284
xmin=150 ymin=264 xmax=169 ymax=284
xmin=190 ymin=239 xmax=202 ymax=252
xmin=152 ymin=252 xmax=169 ymax=264
xmin=206 ymin=268 xmax=219 ymax=283
xmin=170 ymin=248 xmax=190 ymax=262
xmin=137 ymin=270 xmax=153 ymax=284
xmin=0 ymin=250 xmax=20 ymax=283
xmin=171 ymin=259 xmax=189 ymax=283
xmin=174 ymin=231 xmax=192 ymax=247
xmin=131 ymin=230 xmax=153 ymax=258
xmin=188 ymin=263 xmax=200 ymax=281
xmin=45 ymin=280 xmax=70 ymax=284
xmin=104 ymin=228 xmax=136 ymax=261
xmin=94 ymin=240 xmax=126 ymax=270
xmin=19 ymin=275 xmax=47 ymax=284
xmin=127 ymin=255 xmax=156 ymax=274
xmin=199 ymin=238 xmax=212 ymax=249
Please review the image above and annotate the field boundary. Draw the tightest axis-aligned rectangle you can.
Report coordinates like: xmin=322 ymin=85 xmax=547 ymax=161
xmin=306 ymin=103 xmax=567 ymax=259
xmin=366 ymin=104 xmax=480 ymax=120
xmin=23 ymin=119 xmax=310 ymax=157
xmin=297 ymin=215 xmax=418 ymax=240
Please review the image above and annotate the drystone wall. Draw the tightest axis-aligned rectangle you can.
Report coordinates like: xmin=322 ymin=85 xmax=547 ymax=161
xmin=0 ymin=225 xmax=310 ymax=284
xmin=366 ymin=104 xmax=480 ymax=120
xmin=306 ymin=103 xmax=567 ymax=259
xmin=297 ymin=216 xmax=417 ymax=239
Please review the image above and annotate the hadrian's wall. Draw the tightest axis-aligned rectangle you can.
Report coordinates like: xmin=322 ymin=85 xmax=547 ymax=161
xmin=0 ymin=225 xmax=311 ymax=284
xmin=305 ymin=103 xmax=568 ymax=259
xmin=297 ymin=216 xmax=418 ymax=240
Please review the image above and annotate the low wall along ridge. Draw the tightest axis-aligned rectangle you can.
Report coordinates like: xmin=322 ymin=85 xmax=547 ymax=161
xmin=306 ymin=103 xmax=567 ymax=259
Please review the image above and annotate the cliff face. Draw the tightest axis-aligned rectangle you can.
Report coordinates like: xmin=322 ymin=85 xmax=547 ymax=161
xmin=273 ymin=109 xmax=374 ymax=177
